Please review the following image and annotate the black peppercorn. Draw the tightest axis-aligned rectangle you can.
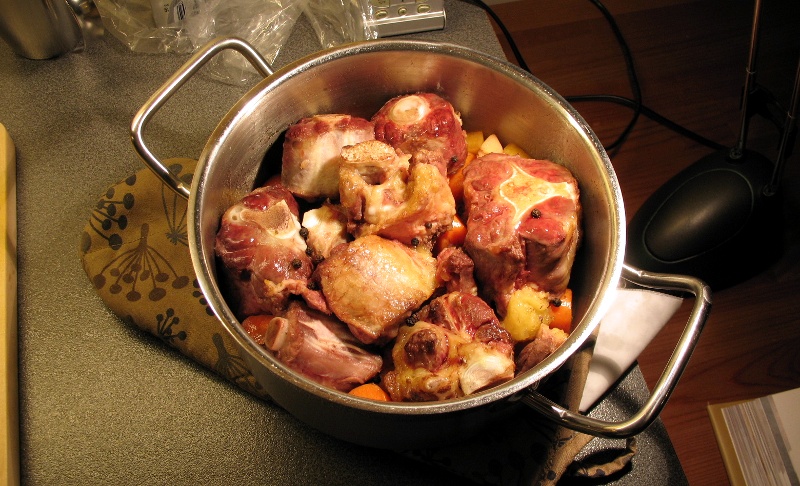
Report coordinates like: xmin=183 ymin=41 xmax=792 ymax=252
xmin=531 ymin=208 xmax=542 ymax=219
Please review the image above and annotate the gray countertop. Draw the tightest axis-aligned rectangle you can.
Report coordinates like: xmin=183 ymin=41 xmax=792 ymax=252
xmin=2 ymin=1 xmax=686 ymax=484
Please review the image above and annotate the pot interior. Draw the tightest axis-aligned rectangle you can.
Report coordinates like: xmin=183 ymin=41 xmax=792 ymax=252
xmin=189 ymin=40 xmax=625 ymax=410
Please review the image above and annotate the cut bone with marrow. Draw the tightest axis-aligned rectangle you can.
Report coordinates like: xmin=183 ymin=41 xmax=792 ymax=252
xmin=338 ymin=140 xmax=455 ymax=248
xmin=372 ymin=92 xmax=468 ymax=176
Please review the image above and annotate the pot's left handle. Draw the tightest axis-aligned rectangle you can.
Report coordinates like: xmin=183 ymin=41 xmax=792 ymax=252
xmin=131 ymin=37 xmax=274 ymax=199
xmin=521 ymin=264 xmax=712 ymax=439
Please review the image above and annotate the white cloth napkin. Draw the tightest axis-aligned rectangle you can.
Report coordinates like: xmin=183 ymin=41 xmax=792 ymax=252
xmin=580 ymin=288 xmax=683 ymax=412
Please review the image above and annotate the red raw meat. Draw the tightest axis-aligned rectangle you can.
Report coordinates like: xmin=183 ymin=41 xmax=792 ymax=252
xmin=372 ymin=93 xmax=467 ymax=176
xmin=281 ymin=114 xmax=375 ymax=200
xmin=462 ymin=153 xmax=581 ymax=316
xmin=383 ymin=291 xmax=515 ymax=401
xmin=215 ymin=182 xmax=324 ymax=317
xmin=264 ymin=301 xmax=382 ymax=392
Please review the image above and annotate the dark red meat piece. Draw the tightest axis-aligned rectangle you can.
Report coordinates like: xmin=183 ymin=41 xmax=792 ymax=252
xmin=263 ymin=301 xmax=382 ymax=392
xmin=281 ymin=114 xmax=375 ymax=200
xmin=462 ymin=153 xmax=581 ymax=316
xmin=383 ymin=292 xmax=515 ymax=401
xmin=372 ymin=93 xmax=467 ymax=176
xmin=215 ymin=182 xmax=323 ymax=317
xmin=434 ymin=246 xmax=478 ymax=296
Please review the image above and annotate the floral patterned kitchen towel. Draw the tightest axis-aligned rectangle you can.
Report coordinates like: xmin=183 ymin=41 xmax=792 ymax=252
xmin=79 ymin=158 xmax=269 ymax=400
xmin=79 ymin=159 xmax=635 ymax=485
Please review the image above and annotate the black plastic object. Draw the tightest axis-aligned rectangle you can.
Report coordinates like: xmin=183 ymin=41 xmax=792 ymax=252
xmin=626 ymin=149 xmax=783 ymax=290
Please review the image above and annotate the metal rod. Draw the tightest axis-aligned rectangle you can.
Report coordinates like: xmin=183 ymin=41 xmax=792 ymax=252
xmin=730 ymin=0 xmax=763 ymax=160
xmin=764 ymin=53 xmax=800 ymax=196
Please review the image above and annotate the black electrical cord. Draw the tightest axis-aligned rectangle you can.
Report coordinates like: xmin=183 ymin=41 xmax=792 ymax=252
xmin=460 ymin=0 xmax=727 ymax=154
xmin=568 ymin=94 xmax=728 ymax=151
xmin=462 ymin=0 xmax=532 ymax=72
xmin=582 ymin=0 xmax=642 ymax=153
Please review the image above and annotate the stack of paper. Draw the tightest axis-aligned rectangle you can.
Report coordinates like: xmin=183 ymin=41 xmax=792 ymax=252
xmin=708 ymin=387 xmax=800 ymax=486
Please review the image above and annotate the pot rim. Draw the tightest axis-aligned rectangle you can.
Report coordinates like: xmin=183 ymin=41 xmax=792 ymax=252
xmin=187 ymin=39 xmax=626 ymax=415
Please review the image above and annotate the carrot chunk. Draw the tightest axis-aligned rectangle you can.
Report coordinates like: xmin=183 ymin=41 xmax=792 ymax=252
xmin=434 ymin=214 xmax=467 ymax=254
xmin=349 ymin=383 xmax=390 ymax=401
xmin=549 ymin=289 xmax=573 ymax=333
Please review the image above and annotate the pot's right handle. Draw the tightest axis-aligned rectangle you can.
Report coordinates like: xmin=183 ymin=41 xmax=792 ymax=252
xmin=521 ymin=263 xmax=712 ymax=439
xmin=131 ymin=37 xmax=274 ymax=199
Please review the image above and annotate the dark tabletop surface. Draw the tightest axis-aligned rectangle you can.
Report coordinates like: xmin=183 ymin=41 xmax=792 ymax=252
xmin=2 ymin=1 xmax=686 ymax=484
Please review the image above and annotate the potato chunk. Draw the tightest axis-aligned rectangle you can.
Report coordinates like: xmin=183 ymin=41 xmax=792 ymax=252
xmin=501 ymin=286 xmax=553 ymax=341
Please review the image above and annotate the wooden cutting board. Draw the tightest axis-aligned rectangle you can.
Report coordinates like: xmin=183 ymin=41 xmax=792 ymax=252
xmin=0 ymin=123 xmax=19 ymax=486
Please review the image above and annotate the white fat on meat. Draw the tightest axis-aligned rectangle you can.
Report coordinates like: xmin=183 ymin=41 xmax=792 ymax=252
xmin=301 ymin=201 xmax=349 ymax=259
xmin=499 ymin=164 xmax=578 ymax=226
xmin=281 ymin=114 xmax=375 ymax=200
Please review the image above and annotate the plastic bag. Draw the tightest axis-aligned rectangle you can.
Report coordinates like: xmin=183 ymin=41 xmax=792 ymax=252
xmin=94 ymin=0 xmax=307 ymax=84
xmin=94 ymin=0 xmax=379 ymax=85
xmin=302 ymin=0 xmax=377 ymax=49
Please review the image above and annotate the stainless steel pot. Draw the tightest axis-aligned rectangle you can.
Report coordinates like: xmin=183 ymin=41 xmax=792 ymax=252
xmin=0 ymin=0 xmax=84 ymax=59
xmin=132 ymin=37 xmax=712 ymax=449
